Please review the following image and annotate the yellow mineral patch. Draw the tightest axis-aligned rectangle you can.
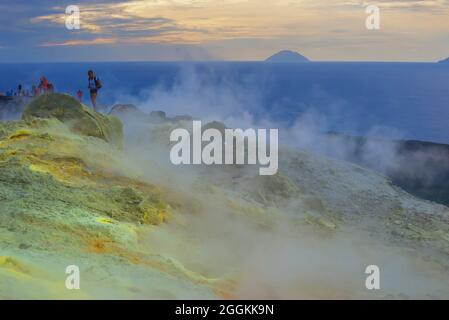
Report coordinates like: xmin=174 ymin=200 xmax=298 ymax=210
xmin=96 ymin=217 xmax=115 ymax=224
xmin=28 ymin=157 xmax=91 ymax=186
xmin=226 ymin=198 xmax=281 ymax=228
xmin=140 ymin=204 xmax=168 ymax=226
xmin=8 ymin=129 xmax=32 ymax=140
xmin=5 ymin=149 xmax=18 ymax=156
xmin=305 ymin=213 xmax=337 ymax=230
xmin=0 ymin=256 xmax=31 ymax=279
xmin=29 ymin=164 xmax=51 ymax=175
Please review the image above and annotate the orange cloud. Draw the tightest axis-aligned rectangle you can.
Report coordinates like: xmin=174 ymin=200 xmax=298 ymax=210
xmin=30 ymin=0 xmax=449 ymax=60
xmin=40 ymin=38 xmax=117 ymax=47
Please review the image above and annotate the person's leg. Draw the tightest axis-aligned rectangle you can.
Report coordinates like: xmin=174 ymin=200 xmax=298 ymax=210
xmin=90 ymin=91 xmax=97 ymax=110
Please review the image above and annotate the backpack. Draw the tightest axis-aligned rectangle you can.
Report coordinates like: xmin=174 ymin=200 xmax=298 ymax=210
xmin=95 ymin=77 xmax=102 ymax=89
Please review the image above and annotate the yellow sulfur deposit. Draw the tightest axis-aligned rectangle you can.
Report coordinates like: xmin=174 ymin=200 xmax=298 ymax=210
xmin=0 ymin=95 xmax=222 ymax=299
xmin=1 ymin=93 xmax=449 ymax=299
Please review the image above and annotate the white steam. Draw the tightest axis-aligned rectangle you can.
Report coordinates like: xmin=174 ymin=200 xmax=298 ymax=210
xmin=110 ymin=66 xmax=449 ymax=299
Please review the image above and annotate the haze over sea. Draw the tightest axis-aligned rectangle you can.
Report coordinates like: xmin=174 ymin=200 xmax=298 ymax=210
xmin=1 ymin=61 xmax=448 ymax=144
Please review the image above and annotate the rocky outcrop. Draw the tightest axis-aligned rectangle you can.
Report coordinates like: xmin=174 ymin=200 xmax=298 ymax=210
xmin=110 ymin=103 xmax=193 ymax=125
xmin=149 ymin=111 xmax=193 ymax=124
xmin=23 ymin=93 xmax=123 ymax=148
xmin=323 ymin=133 xmax=449 ymax=206
xmin=150 ymin=111 xmax=167 ymax=122
xmin=109 ymin=103 xmax=144 ymax=117
xmin=0 ymin=117 xmax=216 ymax=299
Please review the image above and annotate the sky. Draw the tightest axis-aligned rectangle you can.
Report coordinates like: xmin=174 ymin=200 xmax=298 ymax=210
xmin=0 ymin=0 xmax=448 ymax=62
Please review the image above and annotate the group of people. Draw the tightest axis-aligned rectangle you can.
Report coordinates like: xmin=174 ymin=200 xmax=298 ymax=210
xmin=35 ymin=76 xmax=55 ymax=95
xmin=0 ymin=70 xmax=102 ymax=111
xmin=2 ymin=85 xmax=23 ymax=97
xmin=2 ymin=77 xmax=55 ymax=98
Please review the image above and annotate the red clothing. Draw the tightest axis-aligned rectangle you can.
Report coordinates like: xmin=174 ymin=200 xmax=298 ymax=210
xmin=39 ymin=78 xmax=49 ymax=91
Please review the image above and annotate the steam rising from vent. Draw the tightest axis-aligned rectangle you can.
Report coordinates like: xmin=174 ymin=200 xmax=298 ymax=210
xmin=112 ymin=65 xmax=449 ymax=194
xmin=108 ymin=67 xmax=449 ymax=298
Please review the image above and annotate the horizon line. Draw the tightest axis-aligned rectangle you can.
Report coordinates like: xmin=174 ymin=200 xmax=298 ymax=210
xmin=0 ymin=59 xmax=444 ymax=64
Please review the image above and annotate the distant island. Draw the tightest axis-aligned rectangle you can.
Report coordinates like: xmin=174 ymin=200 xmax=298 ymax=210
xmin=265 ymin=50 xmax=310 ymax=63
xmin=438 ymin=57 xmax=449 ymax=63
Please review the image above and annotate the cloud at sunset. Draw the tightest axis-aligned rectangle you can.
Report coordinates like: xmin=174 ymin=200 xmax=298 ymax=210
xmin=0 ymin=0 xmax=448 ymax=61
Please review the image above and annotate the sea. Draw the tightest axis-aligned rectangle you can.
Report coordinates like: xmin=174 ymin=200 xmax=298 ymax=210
xmin=1 ymin=62 xmax=448 ymax=144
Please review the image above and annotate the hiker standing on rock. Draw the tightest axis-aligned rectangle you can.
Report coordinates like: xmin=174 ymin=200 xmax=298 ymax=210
xmin=87 ymin=70 xmax=102 ymax=111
